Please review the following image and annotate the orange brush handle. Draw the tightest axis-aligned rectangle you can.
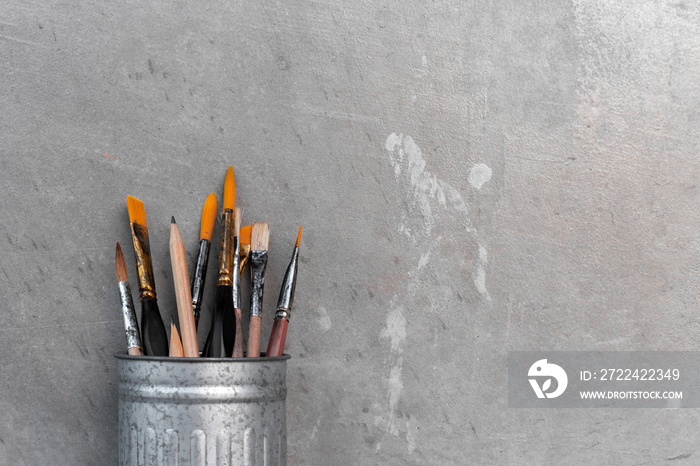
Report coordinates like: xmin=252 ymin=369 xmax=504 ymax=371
xmin=266 ymin=318 xmax=288 ymax=357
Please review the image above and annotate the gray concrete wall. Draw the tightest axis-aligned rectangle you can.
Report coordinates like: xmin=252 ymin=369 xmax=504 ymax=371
xmin=1 ymin=0 xmax=699 ymax=464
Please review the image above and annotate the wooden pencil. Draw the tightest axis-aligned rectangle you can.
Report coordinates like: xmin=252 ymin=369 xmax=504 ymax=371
xmin=169 ymin=217 xmax=199 ymax=357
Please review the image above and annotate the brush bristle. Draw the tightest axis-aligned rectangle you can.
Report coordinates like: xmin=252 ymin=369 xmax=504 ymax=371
xmin=251 ymin=222 xmax=270 ymax=250
xmin=295 ymin=225 xmax=302 ymax=247
xmin=200 ymin=193 xmax=218 ymax=241
xmin=127 ymin=195 xmax=147 ymax=227
xmin=223 ymin=166 xmax=235 ymax=211
xmin=240 ymin=224 xmax=252 ymax=246
xmin=115 ymin=242 xmax=128 ymax=282
xmin=234 ymin=208 xmax=242 ymax=238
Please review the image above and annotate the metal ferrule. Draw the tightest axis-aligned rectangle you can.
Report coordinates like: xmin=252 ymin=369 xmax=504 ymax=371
xmin=191 ymin=239 xmax=211 ymax=316
xmin=118 ymin=281 xmax=143 ymax=350
xmin=275 ymin=246 xmax=299 ymax=316
xmin=274 ymin=309 xmax=290 ymax=321
xmin=217 ymin=210 xmax=235 ymax=287
xmin=249 ymin=250 xmax=268 ymax=318
xmin=130 ymin=222 xmax=156 ymax=300
xmin=239 ymin=243 xmax=250 ymax=274
xmin=232 ymin=236 xmax=241 ymax=309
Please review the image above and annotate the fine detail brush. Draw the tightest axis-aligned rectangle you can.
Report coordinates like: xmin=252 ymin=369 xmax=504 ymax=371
xmin=203 ymin=166 xmax=237 ymax=357
xmin=231 ymin=209 xmax=245 ymax=357
xmin=170 ymin=217 xmax=199 ymax=357
xmin=191 ymin=193 xmax=218 ymax=330
xmin=127 ymin=195 xmax=168 ymax=356
xmin=266 ymin=226 xmax=302 ymax=357
xmin=169 ymin=321 xmax=184 ymax=357
xmin=115 ymin=242 xmax=143 ymax=356
xmin=247 ymin=222 xmax=270 ymax=357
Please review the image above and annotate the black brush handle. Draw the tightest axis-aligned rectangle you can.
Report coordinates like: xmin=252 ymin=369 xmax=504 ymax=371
xmin=140 ymin=298 xmax=168 ymax=356
xmin=203 ymin=286 xmax=234 ymax=358
xmin=222 ymin=299 xmax=236 ymax=356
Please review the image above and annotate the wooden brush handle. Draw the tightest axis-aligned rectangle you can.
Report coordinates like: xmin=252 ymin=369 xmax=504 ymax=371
xmin=247 ymin=316 xmax=262 ymax=357
xmin=232 ymin=308 xmax=244 ymax=357
xmin=128 ymin=346 xmax=144 ymax=356
xmin=266 ymin=318 xmax=288 ymax=358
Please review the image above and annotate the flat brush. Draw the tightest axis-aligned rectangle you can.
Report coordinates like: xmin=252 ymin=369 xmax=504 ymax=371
xmin=127 ymin=195 xmax=168 ymax=356
xmin=115 ymin=243 xmax=143 ymax=356
xmin=247 ymin=222 xmax=270 ymax=358
xmin=266 ymin=226 xmax=302 ymax=357
xmin=169 ymin=321 xmax=184 ymax=357
xmin=170 ymin=217 xmax=199 ymax=357
xmin=191 ymin=193 xmax=218 ymax=330
xmin=203 ymin=166 xmax=237 ymax=358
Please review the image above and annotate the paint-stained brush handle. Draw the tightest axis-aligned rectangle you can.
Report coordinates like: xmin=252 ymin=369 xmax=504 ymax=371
xmin=118 ymin=281 xmax=143 ymax=356
xmin=191 ymin=239 xmax=211 ymax=330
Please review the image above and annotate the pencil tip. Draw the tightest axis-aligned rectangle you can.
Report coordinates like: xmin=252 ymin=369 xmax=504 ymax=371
xmin=171 ymin=216 xmax=176 ymax=224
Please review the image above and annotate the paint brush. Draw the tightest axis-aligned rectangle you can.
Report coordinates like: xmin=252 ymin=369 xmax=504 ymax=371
xmin=127 ymin=195 xmax=168 ymax=356
xmin=231 ymin=209 xmax=245 ymax=357
xmin=247 ymin=222 xmax=270 ymax=357
xmin=169 ymin=321 xmax=184 ymax=357
xmin=202 ymin=166 xmax=237 ymax=357
xmin=115 ymin=242 xmax=143 ymax=356
xmin=266 ymin=226 xmax=302 ymax=357
xmin=191 ymin=193 xmax=218 ymax=330
xmin=170 ymin=217 xmax=199 ymax=357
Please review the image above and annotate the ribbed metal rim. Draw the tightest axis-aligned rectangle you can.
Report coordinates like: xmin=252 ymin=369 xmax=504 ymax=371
xmin=114 ymin=352 xmax=291 ymax=362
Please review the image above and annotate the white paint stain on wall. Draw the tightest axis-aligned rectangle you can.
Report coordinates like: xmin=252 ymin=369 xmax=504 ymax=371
xmin=317 ymin=306 xmax=332 ymax=332
xmin=385 ymin=133 xmax=470 ymax=235
xmin=468 ymin=163 xmax=492 ymax=190
xmin=386 ymin=361 xmax=404 ymax=436
xmin=378 ymin=133 xmax=494 ymax=453
xmin=474 ymin=244 xmax=492 ymax=301
xmin=405 ymin=415 xmax=417 ymax=454
xmin=381 ymin=306 xmax=407 ymax=352
xmin=376 ymin=304 xmax=407 ymax=437
xmin=416 ymin=250 xmax=431 ymax=274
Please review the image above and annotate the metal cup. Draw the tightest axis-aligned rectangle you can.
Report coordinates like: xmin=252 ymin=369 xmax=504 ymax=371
xmin=115 ymin=353 xmax=290 ymax=466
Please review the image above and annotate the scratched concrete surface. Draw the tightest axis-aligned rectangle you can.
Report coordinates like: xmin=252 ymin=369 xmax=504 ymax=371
xmin=1 ymin=0 xmax=699 ymax=464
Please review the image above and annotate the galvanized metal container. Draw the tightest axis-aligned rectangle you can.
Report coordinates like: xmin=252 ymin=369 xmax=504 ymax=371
xmin=115 ymin=353 xmax=290 ymax=466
